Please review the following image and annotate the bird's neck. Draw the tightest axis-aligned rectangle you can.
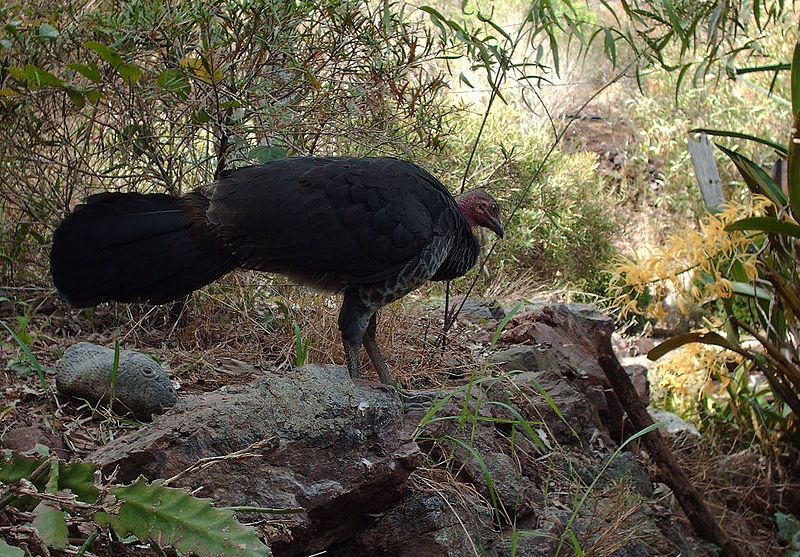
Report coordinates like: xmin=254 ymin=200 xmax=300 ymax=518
xmin=456 ymin=196 xmax=480 ymax=233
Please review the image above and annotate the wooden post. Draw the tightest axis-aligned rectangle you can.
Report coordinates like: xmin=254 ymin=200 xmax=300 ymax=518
xmin=596 ymin=332 xmax=750 ymax=557
xmin=688 ymin=133 xmax=725 ymax=211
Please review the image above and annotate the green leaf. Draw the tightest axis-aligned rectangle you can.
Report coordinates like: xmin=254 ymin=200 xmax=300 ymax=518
xmin=32 ymin=502 xmax=68 ymax=550
xmin=690 ymin=128 xmax=787 ymax=156
xmin=24 ymin=64 xmax=63 ymax=88
xmin=68 ymin=62 xmax=101 ymax=83
xmin=156 ymin=68 xmax=191 ymax=99
xmin=603 ymin=29 xmax=617 ymax=67
xmin=6 ymin=358 xmax=34 ymax=378
xmin=246 ymin=145 xmax=287 ymax=164
xmin=0 ymin=453 xmax=98 ymax=506
xmin=117 ymin=64 xmax=141 ymax=86
xmin=84 ymin=41 xmax=123 ymax=69
xmin=180 ymin=56 xmax=223 ymax=85
xmin=419 ymin=6 xmax=448 ymax=41
xmin=95 ymin=478 xmax=271 ymax=557
xmin=85 ymin=89 xmax=102 ymax=105
xmin=792 ymin=42 xmax=800 ymax=118
xmin=648 ymin=331 xmax=740 ymax=361
xmin=66 ymin=88 xmax=85 ymax=108
xmin=776 ymin=512 xmax=800 ymax=549
xmin=60 ymin=460 xmax=100 ymax=503
xmin=730 ymin=281 xmax=772 ymax=301
xmin=789 ymin=41 xmax=800 ymax=223
xmin=0 ymin=39 xmax=12 ymax=49
xmin=716 ymin=144 xmax=787 ymax=207
xmin=725 ymin=216 xmax=800 ymax=238
xmin=0 ymin=452 xmax=41 ymax=485
xmin=0 ymin=539 xmax=24 ymax=557
xmin=191 ymin=109 xmax=211 ymax=124
xmin=38 ymin=23 xmax=58 ymax=39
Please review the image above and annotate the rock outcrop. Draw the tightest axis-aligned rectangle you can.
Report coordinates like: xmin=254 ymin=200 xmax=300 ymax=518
xmin=89 ymin=365 xmax=420 ymax=557
xmin=492 ymin=303 xmax=650 ymax=443
xmin=82 ymin=304 xmax=713 ymax=557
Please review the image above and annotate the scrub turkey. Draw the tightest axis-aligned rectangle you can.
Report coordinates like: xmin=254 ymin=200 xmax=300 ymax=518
xmin=51 ymin=157 xmax=504 ymax=384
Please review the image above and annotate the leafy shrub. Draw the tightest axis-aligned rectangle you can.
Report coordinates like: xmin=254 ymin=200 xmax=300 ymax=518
xmin=426 ymin=104 xmax=620 ymax=291
xmin=0 ymin=0 xmax=455 ymax=285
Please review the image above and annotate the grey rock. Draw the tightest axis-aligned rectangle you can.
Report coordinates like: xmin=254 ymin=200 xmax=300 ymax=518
xmin=329 ymin=492 xmax=491 ymax=556
xmin=490 ymin=509 xmax=568 ymax=556
xmin=492 ymin=303 xmax=650 ymax=444
xmin=88 ymin=364 xmax=420 ymax=557
xmin=604 ymin=452 xmax=654 ymax=498
xmin=456 ymin=297 xmax=506 ymax=322
xmin=56 ymin=342 xmax=176 ymax=421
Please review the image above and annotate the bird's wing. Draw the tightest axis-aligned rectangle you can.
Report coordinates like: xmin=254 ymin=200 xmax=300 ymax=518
xmin=205 ymin=157 xmax=458 ymax=287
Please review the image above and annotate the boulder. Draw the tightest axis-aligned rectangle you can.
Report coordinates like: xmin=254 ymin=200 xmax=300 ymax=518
xmin=89 ymin=364 xmax=420 ymax=557
xmin=328 ymin=492 xmax=491 ymax=556
xmin=491 ymin=303 xmax=650 ymax=443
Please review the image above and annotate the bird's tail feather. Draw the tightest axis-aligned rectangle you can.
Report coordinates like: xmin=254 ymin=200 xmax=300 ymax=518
xmin=50 ymin=191 xmax=237 ymax=307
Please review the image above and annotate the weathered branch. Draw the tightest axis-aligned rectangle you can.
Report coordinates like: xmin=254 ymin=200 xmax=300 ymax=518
xmin=596 ymin=332 xmax=750 ymax=557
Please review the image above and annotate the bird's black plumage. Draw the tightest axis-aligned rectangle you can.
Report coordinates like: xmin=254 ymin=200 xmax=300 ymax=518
xmin=50 ymin=157 xmax=501 ymax=383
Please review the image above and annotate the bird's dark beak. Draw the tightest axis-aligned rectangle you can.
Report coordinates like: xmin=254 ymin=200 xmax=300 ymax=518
xmin=488 ymin=217 xmax=504 ymax=239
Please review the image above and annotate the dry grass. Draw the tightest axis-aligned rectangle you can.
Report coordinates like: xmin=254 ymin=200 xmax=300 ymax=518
xmin=664 ymin=433 xmax=799 ymax=556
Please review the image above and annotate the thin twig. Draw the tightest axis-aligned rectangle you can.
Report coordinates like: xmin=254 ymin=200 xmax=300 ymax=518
xmin=444 ymin=59 xmax=638 ymax=334
xmin=163 ymin=437 xmax=275 ymax=486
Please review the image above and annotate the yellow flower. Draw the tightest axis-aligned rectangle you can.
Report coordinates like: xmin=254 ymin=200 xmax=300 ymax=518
xmin=743 ymin=259 xmax=759 ymax=282
xmin=715 ymin=278 xmax=733 ymax=299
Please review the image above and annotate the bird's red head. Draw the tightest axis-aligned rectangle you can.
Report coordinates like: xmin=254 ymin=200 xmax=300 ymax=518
xmin=456 ymin=190 xmax=504 ymax=239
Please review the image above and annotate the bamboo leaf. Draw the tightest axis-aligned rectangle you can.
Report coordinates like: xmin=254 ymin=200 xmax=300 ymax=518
xmin=690 ymin=128 xmax=787 ymax=156
xmin=648 ymin=332 xmax=739 ymax=360
xmin=603 ymin=29 xmax=617 ymax=67
xmin=789 ymin=41 xmax=800 ymax=222
xmin=68 ymin=62 xmax=101 ymax=83
xmin=117 ymin=64 xmax=141 ymax=87
xmin=180 ymin=56 xmax=223 ymax=85
xmin=792 ymin=41 xmax=800 ymax=117
xmin=24 ymin=65 xmax=62 ymax=88
xmin=725 ymin=216 xmax=800 ymax=238
xmin=716 ymin=144 xmax=787 ymax=206
xmin=84 ymin=41 xmax=123 ymax=69
xmin=66 ymin=88 xmax=85 ymax=108
xmin=156 ymin=68 xmax=191 ymax=99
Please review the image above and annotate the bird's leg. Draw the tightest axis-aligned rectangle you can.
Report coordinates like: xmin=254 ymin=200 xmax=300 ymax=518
xmin=338 ymin=289 xmax=373 ymax=381
xmin=343 ymin=339 xmax=362 ymax=379
xmin=363 ymin=312 xmax=393 ymax=385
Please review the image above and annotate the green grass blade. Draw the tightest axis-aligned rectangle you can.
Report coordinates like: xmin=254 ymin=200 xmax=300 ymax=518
xmin=0 ymin=319 xmax=47 ymax=388
xmin=555 ymin=422 xmax=662 ymax=556
xmin=444 ymin=436 xmax=501 ymax=521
